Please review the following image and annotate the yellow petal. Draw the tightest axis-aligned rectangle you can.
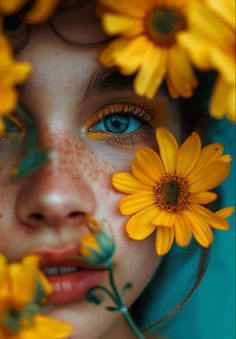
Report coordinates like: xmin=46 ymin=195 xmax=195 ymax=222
xmin=188 ymin=160 xmax=230 ymax=193
xmin=99 ymin=38 xmax=129 ymax=67
xmin=22 ymin=314 xmax=72 ymax=339
xmin=131 ymin=160 xmax=156 ymax=186
xmin=0 ymin=87 xmax=17 ymax=114
xmin=189 ymin=203 xmax=230 ymax=230
xmin=220 ymin=155 xmax=232 ymax=163
xmin=177 ymin=132 xmax=201 ymax=176
xmin=144 ymin=48 xmax=167 ymax=99
xmin=215 ymin=206 xmax=235 ymax=219
xmin=101 ymin=13 xmax=143 ymax=37
xmin=119 ymin=191 xmax=155 ymax=215
xmin=187 ymin=143 xmax=223 ymax=180
xmin=0 ymin=0 xmax=27 ymax=14
xmin=99 ymin=0 xmax=147 ymax=18
xmin=174 ymin=214 xmax=192 ymax=246
xmin=114 ymin=35 xmax=148 ymax=69
xmin=184 ymin=209 xmax=213 ymax=247
xmin=210 ymin=76 xmax=236 ymax=123
xmin=126 ymin=205 xmax=159 ymax=239
xmin=187 ymin=1 xmax=234 ymax=49
xmin=156 ymin=227 xmax=175 ymax=255
xmin=206 ymin=0 xmax=236 ymax=30
xmin=156 ymin=128 xmax=179 ymax=174
xmin=26 ymin=0 xmax=60 ymax=24
xmin=152 ymin=210 xmax=175 ymax=228
xmin=189 ymin=192 xmax=218 ymax=204
xmin=135 ymin=147 xmax=165 ymax=181
xmin=112 ymin=172 xmax=153 ymax=194
xmin=0 ymin=254 xmax=9 ymax=309
xmin=167 ymin=45 xmax=198 ymax=98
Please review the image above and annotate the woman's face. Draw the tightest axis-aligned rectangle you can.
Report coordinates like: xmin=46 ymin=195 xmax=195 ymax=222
xmin=0 ymin=4 xmax=181 ymax=338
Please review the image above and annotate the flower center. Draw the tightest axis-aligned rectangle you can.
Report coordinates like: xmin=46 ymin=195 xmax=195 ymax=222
xmin=146 ymin=7 xmax=187 ymax=47
xmin=154 ymin=174 xmax=189 ymax=212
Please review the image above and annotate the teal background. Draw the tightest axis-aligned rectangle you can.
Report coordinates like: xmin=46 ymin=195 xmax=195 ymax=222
xmin=136 ymin=119 xmax=235 ymax=339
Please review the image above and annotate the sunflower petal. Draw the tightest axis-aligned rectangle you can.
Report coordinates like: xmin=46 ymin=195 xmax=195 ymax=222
xmin=188 ymin=160 xmax=230 ymax=193
xmin=156 ymin=227 xmax=175 ymax=255
xmin=174 ymin=214 xmax=192 ymax=246
xmin=126 ymin=205 xmax=159 ymax=239
xmin=102 ymin=14 xmax=143 ymax=37
xmin=167 ymin=46 xmax=198 ymax=98
xmin=131 ymin=160 xmax=156 ymax=186
xmin=152 ymin=210 xmax=175 ymax=228
xmin=177 ymin=132 xmax=201 ymax=176
xmin=187 ymin=143 xmax=223 ymax=180
xmin=156 ymin=128 xmax=179 ymax=174
xmin=184 ymin=209 xmax=213 ymax=247
xmin=189 ymin=192 xmax=218 ymax=204
xmin=135 ymin=147 xmax=165 ymax=181
xmin=112 ymin=172 xmax=153 ymax=193
xmin=215 ymin=206 xmax=235 ymax=219
xmin=119 ymin=191 xmax=155 ymax=215
xmin=189 ymin=203 xmax=230 ymax=230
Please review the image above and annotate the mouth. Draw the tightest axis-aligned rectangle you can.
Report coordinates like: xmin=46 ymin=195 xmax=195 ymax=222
xmin=34 ymin=245 xmax=107 ymax=305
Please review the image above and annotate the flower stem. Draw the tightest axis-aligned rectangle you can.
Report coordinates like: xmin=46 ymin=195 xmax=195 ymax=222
xmin=106 ymin=261 xmax=145 ymax=339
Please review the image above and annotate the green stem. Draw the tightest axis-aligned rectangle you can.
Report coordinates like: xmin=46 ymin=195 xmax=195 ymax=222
xmin=106 ymin=261 xmax=145 ymax=339
xmin=88 ymin=285 xmax=118 ymax=304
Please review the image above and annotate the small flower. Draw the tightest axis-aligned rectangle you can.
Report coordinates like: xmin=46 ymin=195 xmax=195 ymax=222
xmin=112 ymin=128 xmax=234 ymax=255
xmin=78 ymin=218 xmax=115 ymax=265
xmin=178 ymin=0 xmax=235 ymax=122
xmin=0 ymin=254 xmax=72 ymax=338
xmin=98 ymin=0 xmax=198 ymax=99
xmin=0 ymin=34 xmax=32 ymax=117
xmin=0 ymin=0 xmax=60 ymax=23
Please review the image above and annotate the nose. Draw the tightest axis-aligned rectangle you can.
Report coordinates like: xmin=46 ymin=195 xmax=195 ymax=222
xmin=16 ymin=165 xmax=96 ymax=229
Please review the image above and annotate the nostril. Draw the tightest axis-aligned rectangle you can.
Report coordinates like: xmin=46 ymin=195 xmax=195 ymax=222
xmin=68 ymin=211 xmax=82 ymax=219
xmin=29 ymin=213 xmax=45 ymax=221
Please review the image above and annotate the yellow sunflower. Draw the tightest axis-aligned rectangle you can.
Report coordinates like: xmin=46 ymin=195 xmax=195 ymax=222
xmin=112 ymin=128 xmax=234 ymax=255
xmin=178 ymin=0 xmax=235 ymax=122
xmin=0 ymin=34 xmax=32 ymax=117
xmin=0 ymin=254 xmax=72 ymax=339
xmin=98 ymin=0 xmax=199 ymax=99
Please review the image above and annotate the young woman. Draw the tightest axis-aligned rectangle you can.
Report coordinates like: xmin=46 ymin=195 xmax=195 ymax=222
xmin=0 ymin=1 xmax=234 ymax=338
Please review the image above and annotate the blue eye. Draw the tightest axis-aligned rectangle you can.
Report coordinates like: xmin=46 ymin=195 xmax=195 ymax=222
xmin=93 ymin=114 xmax=141 ymax=133
xmin=85 ymin=103 xmax=154 ymax=147
xmin=92 ymin=114 xmax=142 ymax=134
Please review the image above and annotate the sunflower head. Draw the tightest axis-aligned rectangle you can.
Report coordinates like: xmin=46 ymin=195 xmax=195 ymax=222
xmin=112 ymin=127 xmax=234 ymax=255
xmin=146 ymin=5 xmax=187 ymax=47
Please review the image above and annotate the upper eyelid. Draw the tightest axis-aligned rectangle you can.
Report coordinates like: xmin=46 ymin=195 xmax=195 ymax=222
xmin=84 ymin=102 xmax=155 ymax=130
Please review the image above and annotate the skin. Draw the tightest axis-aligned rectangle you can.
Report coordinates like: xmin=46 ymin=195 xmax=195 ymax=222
xmin=0 ymin=5 xmax=181 ymax=339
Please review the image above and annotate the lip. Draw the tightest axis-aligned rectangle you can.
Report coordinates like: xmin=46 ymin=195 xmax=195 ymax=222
xmin=33 ymin=245 xmax=107 ymax=305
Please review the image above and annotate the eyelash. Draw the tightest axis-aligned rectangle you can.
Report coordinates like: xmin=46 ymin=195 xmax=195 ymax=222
xmin=84 ymin=102 xmax=154 ymax=147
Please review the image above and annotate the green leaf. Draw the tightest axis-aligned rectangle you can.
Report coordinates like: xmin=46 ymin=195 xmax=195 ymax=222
xmin=105 ymin=306 xmax=119 ymax=312
xmin=11 ymin=150 xmax=48 ymax=179
xmin=86 ymin=291 xmax=102 ymax=305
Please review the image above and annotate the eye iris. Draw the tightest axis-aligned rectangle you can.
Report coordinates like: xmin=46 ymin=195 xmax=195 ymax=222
xmin=104 ymin=115 xmax=130 ymax=133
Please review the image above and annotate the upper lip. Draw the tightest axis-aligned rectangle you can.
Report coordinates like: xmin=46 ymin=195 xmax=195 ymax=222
xmin=31 ymin=244 xmax=105 ymax=271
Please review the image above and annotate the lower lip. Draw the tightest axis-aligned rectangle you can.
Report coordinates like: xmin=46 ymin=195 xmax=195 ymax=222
xmin=46 ymin=269 xmax=107 ymax=305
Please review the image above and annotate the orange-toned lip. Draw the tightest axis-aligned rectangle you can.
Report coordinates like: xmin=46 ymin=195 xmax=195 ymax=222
xmin=32 ymin=244 xmax=104 ymax=270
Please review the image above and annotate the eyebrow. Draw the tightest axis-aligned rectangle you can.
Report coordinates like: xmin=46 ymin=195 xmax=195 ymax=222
xmin=82 ymin=68 xmax=168 ymax=100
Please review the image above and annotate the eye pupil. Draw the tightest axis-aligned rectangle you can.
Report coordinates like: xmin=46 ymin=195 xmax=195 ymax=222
xmin=104 ymin=115 xmax=130 ymax=133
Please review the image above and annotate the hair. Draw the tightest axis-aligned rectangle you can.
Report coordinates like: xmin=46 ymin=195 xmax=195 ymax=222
xmin=4 ymin=4 xmax=218 ymax=335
